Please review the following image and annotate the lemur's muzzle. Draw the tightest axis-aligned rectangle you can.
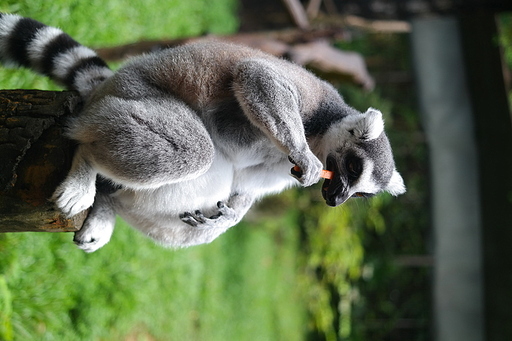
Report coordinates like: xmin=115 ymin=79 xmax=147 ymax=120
xmin=322 ymin=156 xmax=350 ymax=207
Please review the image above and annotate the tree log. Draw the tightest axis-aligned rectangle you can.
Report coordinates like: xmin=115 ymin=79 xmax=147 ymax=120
xmin=0 ymin=90 xmax=87 ymax=232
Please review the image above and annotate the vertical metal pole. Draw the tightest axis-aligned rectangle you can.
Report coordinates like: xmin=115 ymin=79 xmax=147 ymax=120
xmin=411 ymin=16 xmax=484 ymax=341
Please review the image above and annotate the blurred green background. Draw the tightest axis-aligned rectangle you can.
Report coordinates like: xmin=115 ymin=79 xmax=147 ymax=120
xmin=0 ymin=1 xmax=510 ymax=340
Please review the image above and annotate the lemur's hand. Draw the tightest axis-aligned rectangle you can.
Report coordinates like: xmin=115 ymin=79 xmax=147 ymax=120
xmin=289 ymin=150 xmax=323 ymax=187
xmin=180 ymin=202 xmax=238 ymax=229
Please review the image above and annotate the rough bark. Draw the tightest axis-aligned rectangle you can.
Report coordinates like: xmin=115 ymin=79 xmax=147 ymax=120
xmin=0 ymin=90 xmax=86 ymax=232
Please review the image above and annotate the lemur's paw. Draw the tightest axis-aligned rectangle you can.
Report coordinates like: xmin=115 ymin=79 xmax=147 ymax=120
xmin=180 ymin=202 xmax=237 ymax=229
xmin=52 ymin=180 xmax=96 ymax=217
xmin=289 ymin=151 xmax=323 ymax=187
xmin=73 ymin=218 xmax=114 ymax=253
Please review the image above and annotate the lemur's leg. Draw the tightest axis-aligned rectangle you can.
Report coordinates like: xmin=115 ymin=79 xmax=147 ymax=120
xmin=53 ymin=145 xmax=97 ymax=217
xmin=74 ymin=97 xmax=215 ymax=189
xmin=232 ymin=58 xmax=323 ymax=187
xmin=54 ymin=96 xmax=214 ymax=216
xmin=73 ymin=190 xmax=116 ymax=253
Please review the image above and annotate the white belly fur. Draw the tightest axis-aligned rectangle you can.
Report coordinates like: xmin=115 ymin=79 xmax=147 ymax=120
xmin=114 ymin=152 xmax=233 ymax=221
xmin=110 ymin=148 xmax=297 ymax=246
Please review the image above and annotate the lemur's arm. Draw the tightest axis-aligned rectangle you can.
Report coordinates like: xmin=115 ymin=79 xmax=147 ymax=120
xmin=232 ymin=58 xmax=323 ymax=187
xmin=183 ymin=58 xmax=322 ymax=229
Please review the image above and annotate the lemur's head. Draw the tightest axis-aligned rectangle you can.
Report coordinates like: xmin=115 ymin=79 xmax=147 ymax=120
xmin=320 ymin=108 xmax=405 ymax=207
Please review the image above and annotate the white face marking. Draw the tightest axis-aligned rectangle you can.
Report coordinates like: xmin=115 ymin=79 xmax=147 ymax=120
xmin=349 ymin=158 xmax=381 ymax=196
xmin=386 ymin=170 xmax=406 ymax=195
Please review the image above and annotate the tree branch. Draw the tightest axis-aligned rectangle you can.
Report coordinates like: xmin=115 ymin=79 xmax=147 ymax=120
xmin=94 ymin=28 xmax=345 ymax=61
xmin=0 ymin=90 xmax=86 ymax=232
xmin=281 ymin=0 xmax=310 ymax=29
xmin=94 ymin=28 xmax=374 ymax=89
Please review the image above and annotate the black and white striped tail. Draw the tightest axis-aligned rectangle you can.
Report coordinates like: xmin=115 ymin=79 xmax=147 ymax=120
xmin=0 ymin=13 xmax=113 ymax=97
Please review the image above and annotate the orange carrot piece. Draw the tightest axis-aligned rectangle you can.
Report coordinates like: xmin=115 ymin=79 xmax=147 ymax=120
xmin=320 ymin=169 xmax=333 ymax=179
xmin=293 ymin=165 xmax=333 ymax=179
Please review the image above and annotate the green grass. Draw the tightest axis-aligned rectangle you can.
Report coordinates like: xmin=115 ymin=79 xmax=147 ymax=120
xmin=0 ymin=0 xmax=238 ymax=91
xmin=0 ymin=1 xmax=308 ymax=340
xmin=0 ymin=216 xmax=307 ymax=340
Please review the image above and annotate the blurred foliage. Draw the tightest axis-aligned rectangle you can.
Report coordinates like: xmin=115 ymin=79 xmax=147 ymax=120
xmin=254 ymin=34 xmax=431 ymax=337
xmin=343 ymin=33 xmax=430 ymax=341
xmin=498 ymin=13 xmax=512 ymax=110
xmin=499 ymin=14 xmax=512 ymax=64
xmin=287 ymin=31 xmax=430 ymax=340
xmin=299 ymin=192 xmax=363 ymax=341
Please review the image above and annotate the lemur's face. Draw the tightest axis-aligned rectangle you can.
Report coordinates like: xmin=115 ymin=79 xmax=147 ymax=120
xmin=320 ymin=109 xmax=406 ymax=207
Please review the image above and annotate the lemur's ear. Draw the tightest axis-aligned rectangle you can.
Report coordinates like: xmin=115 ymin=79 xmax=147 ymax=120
xmin=345 ymin=108 xmax=384 ymax=141
xmin=386 ymin=169 xmax=406 ymax=195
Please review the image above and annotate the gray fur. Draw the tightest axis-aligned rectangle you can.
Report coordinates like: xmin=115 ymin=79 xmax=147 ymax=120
xmin=0 ymin=14 xmax=406 ymax=252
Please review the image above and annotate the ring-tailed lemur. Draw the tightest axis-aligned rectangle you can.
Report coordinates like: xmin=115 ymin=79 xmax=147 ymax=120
xmin=0 ymin=14 xmax=405 ymax=252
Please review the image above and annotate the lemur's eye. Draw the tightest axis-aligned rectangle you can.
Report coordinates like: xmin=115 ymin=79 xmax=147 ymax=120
xmin=345 ymin=157 xmax=362 ymax=182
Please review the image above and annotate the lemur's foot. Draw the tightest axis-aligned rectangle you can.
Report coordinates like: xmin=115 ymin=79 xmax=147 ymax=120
xmin=73 ymin=214 xmax=114 ymax=253
xmin=180 ymin=202 xmax=237 ymax=229
xmin=52 ymin=179 xmax=96 ymax=217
